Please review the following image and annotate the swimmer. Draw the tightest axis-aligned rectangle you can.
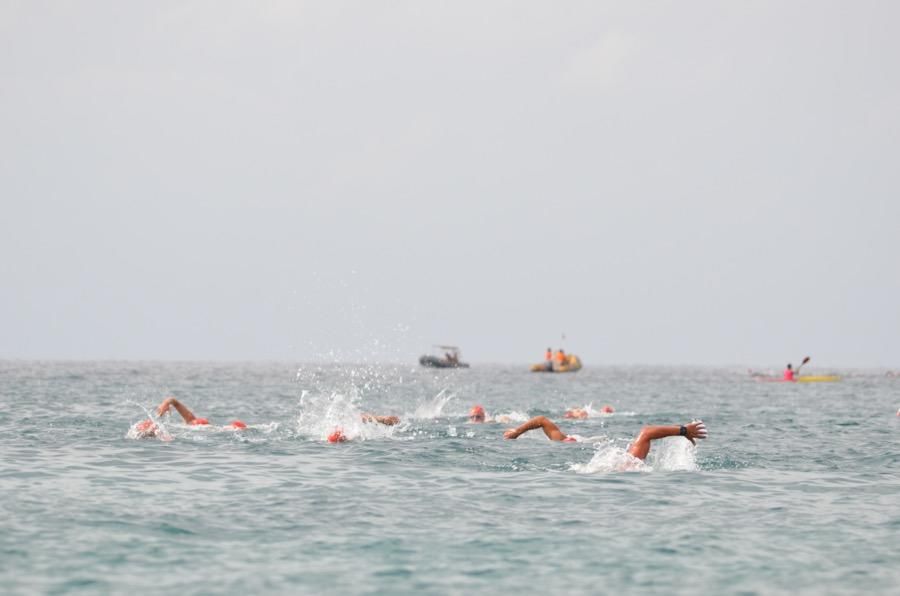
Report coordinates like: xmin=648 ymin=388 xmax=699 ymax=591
xmin=327 ymin=412 xmax=401 ymax=443
xmin=467 ymin=405 xmax=515 ymax=425
xmin=564 ymin=405 xmax=614 ymax=419
xmin=133 ymin=397 xmax=247 ymax=438
xmin=361 ymin=413 xmax=400 ymax=425
xmin=503 ymin=416 xmax=707 ymax=461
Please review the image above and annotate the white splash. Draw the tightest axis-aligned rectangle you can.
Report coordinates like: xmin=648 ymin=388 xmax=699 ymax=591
xmin=571 ymin=437 xmax=699 ymax=473
xmin=296 ymin=391 xmax=402 ymax=442
xmin=124 ymin=400 xmax=172 ymax=441
xmin=492 ymin=410 xmax=529 ymax=424
xmin=410 ymin=389 xmax=454 ymax=420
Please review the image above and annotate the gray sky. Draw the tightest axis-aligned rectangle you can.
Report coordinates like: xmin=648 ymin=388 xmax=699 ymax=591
xmin=2 ymin=1 xmax=898 ymax=366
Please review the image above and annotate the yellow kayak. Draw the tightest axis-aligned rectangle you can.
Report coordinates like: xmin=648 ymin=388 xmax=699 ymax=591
xmin=796 ymin=375 xmax=841 ymax=383
xmin=530 ymin=354 xmax=582 ymax=373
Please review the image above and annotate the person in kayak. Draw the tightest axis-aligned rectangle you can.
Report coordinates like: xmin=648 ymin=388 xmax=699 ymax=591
xmin=544 ymin=348 xmax=553 ymax=371
xmin=783 ymin=364 xmax=795 ymax=381
xmin=503 ymin=416 xmax=707 ymax=460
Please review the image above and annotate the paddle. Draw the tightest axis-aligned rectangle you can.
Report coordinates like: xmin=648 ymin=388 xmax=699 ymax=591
xmin=796 ymin=356 xmax=811 ymax=376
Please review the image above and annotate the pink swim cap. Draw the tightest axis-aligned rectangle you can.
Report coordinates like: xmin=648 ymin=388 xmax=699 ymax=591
xmin=136 ymin=419 xmax=156 ymax=433
xmin=229 ymin=420 xmax=247 ymax=429
xmin=190 ymin=418 xmax=210 ymax=426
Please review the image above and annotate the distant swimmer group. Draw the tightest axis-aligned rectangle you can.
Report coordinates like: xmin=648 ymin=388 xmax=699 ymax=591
xmin=132 ymin=397 xmax=709 ymax=465
xmin=134 ymin=396 xmax=401 ymax=442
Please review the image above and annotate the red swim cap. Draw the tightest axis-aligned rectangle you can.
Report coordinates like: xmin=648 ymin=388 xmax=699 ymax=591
xmin=136 ymin=419 xmax=156 ymax=433
xmin=190 ymin=418 xmax=210 ymax=426
xmin=601 ymin=405 xmax=614 ymax=414
xmin=229 ymin=420 xmax=247 ymax=429
xmin=327 ymin=428 xmax=347 ymax=443
xmin=469 ymin=405 xmax=485 ymax=416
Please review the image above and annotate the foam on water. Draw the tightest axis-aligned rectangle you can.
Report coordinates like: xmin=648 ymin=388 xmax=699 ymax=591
xmin=492 ymin=410 xmax=529 ymax=424
xmin=571 ymin=436 xmax=700 ymax=473
xmin=410 ymin=388 xmax=454 ymax=419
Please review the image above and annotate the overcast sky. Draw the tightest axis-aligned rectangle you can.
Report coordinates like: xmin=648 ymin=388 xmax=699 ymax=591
xmin=2 ymin=1 xmax=898 ymax=366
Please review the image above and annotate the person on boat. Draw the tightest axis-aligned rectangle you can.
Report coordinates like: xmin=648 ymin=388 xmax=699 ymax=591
xmin=783 ymin=364 xmax=795 ymax=381
xmin=553 ymin=349 xmax=567 ymax=370
xmin=133 ymin=396 xmax=247 ymax=438
xmin=503 ymin=416 xmax=707 ymax=460
xmin=545 ymin=348 xmax=553 ymax=371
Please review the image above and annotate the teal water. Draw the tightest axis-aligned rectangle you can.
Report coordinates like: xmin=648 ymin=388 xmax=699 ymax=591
xmin=2 ymin=361 xmax=899 ymax=594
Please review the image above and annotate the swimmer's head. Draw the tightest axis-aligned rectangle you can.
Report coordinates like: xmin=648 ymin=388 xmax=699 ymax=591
xmin=228 ymin=420 xmax=247 ymax=429
xmin=469 ymin=405 xmax=485 ymax=423
xmin=600 ymin=405 xmax=614 ymax=414
xmin=327 ymin=427 xmax=347 ymax=443
xmin=564 ymin=408 xmax=588 ymax=419
xmin=134 ymin=419 xmax=158 ymax=438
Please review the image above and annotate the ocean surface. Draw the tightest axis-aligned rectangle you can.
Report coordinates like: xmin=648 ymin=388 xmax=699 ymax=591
xmin=2 ymin=361 xmax=899 ymax=595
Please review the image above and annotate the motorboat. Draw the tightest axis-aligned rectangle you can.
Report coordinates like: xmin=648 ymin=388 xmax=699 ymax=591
xmin=419 ymin=345 xmax=469 ymax=369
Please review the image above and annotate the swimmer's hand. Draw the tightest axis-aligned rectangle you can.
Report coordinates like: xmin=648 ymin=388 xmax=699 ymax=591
xmin=683 ymin=420 xmax=708 ymax=445
xmin=503 ymin=429 xmax=519 ymax=439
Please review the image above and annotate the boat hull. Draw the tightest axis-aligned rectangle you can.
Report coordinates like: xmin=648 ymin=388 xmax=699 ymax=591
xmin=419 ymin=355 xmax=469 ymax=369
xmin=530 ymin=355 xmax=582 ymax=373
xmin=755 ymin=375 xmax=841 ymax=383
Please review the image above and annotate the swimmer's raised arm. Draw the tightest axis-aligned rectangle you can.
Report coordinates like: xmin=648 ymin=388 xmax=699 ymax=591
xmin=626 ymin=420 xmax=707 ymax=460
xmin=156 ymin=397 xmax=197 ymax=424
xmin=504 ymin=416 xmax=567 ymax=441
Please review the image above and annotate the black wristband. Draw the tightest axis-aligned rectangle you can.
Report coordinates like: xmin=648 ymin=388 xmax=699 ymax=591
xmin=679 ymin=425 xmax=687 ymax=436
